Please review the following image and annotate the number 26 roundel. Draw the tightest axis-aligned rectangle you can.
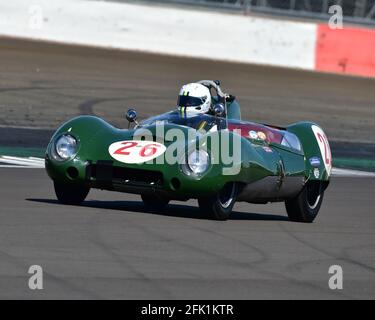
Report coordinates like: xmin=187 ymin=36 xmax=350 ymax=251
xmin=311 ymin=125 xmax=332 ymax=176
xmin=108 ymin=140 xmax=166 ymax=164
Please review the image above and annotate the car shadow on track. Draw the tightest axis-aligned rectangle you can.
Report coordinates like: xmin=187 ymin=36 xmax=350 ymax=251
xmin=26 ymin=198 xmax=289 ymax=221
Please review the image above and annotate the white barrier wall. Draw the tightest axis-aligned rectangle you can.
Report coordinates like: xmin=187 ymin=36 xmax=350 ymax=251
xmin=0 ymin=0 xmax=317 ymax=69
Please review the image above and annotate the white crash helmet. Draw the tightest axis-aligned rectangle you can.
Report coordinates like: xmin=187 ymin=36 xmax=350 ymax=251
xmin=177 ymin=83 xmax=211 ymax=117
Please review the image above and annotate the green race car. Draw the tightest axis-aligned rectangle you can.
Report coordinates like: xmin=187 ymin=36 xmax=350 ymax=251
xmin=45 ymin=80 xmax=331 ymax=222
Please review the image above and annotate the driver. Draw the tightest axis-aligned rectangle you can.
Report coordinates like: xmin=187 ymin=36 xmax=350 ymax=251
xmin=177 ymin=83 xmax=212 ymax=118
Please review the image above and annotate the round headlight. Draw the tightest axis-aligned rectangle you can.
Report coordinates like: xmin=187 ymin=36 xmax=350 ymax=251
xmin=186 ymin=149 xmax=209 ymax=175
xmin=54 ymin=134 xmax=78 ymax=161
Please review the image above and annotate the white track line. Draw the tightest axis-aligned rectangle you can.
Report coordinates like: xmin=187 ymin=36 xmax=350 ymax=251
xmin=0 ymin=165 xmax=43 ymax=168
xmin=0 ymin=159 xmax=44 ymax=167
xmin=1 ymin=156 xmax=44 ymax=164
xmin=0 ymin=156 xmax=374 ymax=177
xmin=0 ymin=156 xmax=44 ymax=168
xmin=331 ymin=168 xmax=375 ymax=178
xmin=29 ymin=157 xmax=45 ymax=162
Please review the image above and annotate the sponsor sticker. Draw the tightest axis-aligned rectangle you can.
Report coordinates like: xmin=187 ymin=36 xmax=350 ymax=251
xmin=314 ymin=168 xmax=320 ymax=179
xmin=309 ymin=156 xmax=321 ymax=167
xmin=249 ymin=130 xmax=258 ymax=139
xmin=263 ymin=146 xmax=273 ymax=153
xmin=257 ymin=131 xmax=267 ymax=141
xmin=108 ymin=140 xmax=166 ymax=164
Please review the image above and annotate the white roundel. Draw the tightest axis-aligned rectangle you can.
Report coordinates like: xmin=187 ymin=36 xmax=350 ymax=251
xmin=311 ymin=125 xmax=332 ymax=176
xmin=108 ymin=140 xmax=166 ymax=164
xmin=249 ymin=130 xmax=258 ymax=139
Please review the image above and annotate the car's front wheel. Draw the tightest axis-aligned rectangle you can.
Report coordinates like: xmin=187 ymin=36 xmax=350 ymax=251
xmin=54 ymin=181 xmax=90 ymax=205
xmin=198 ymin=182 xmax=238 ymax=220
xmin=141 ymin=194 xmax=170 ymax=210
xmin=285 ymin=181 xmax=324 ymax=223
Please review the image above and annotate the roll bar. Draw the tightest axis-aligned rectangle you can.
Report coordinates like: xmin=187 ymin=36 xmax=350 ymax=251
xmin=197 ymin=80 xmax=229 ymax=99
xmin=198 ymin=80 xmax=229 ymax=128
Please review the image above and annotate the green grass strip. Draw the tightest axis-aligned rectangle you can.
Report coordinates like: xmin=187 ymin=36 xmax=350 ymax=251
xmin=333 ymin=158 xmax=375 ymax=172
xmin=0 ymin=146 xmax=45 ymax=158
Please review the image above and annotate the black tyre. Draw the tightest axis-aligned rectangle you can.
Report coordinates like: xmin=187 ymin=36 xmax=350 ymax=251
xmin=141 ymin=193 xmax=170 ymax=210
xmin=54 ymin=181 xmax=90 ymax=205
xmin=198 ymin=182 xmax=237 ymax=220
xmin=285 ymin=181 xmax=324 ymax=223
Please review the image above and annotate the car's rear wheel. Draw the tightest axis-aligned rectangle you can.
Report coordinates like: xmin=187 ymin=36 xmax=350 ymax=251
xmin=285 ymin=181 xmax=324 ymax=223
xmin=141 ymin=194 xmax=170 ymax=210
xmin=198 ymin=182 xmax=238 ymax=220
xmin=54 ymin=181 xmax=90 ymax=205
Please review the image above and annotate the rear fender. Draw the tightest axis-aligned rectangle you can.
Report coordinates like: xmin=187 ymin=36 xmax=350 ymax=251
xmin=286 ymin=122 xmax=332 ymax=181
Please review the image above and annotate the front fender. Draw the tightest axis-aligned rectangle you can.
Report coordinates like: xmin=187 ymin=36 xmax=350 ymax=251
xmin=45 ymin=116 xmax=130 ymax=182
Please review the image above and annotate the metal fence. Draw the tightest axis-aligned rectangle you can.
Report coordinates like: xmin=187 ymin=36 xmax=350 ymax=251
xmin=128 ymin=0 xmax=375 ymax=25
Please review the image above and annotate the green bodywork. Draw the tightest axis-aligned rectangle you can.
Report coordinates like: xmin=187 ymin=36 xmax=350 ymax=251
xmin=45 ymin=100 xmax=331 ymax=203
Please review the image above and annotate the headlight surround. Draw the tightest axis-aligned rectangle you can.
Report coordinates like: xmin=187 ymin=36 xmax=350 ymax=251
xmin=52 ymin=134 xmax=78 ymax=161
xmin=182 ymin=149 xmax=210 ymax=177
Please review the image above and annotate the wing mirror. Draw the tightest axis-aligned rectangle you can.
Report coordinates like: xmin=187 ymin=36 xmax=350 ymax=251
xmin=125 ymin=108 xmax=139 ymax=128
xmin=213 ymin=103 xmax=225 ymax=117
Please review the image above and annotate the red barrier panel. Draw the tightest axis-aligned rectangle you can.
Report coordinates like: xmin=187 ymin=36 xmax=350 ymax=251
xmin=316 ymin=24 xmax=375 ymax=77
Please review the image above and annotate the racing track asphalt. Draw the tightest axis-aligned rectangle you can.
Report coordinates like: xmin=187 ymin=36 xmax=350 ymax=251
xmin=0 ymin=37 xmax=375 ymax=299
xmin=1 ymin=37 xmax=375 ymax=144
xmin=0 ymin=168 xmax=374 ymax=299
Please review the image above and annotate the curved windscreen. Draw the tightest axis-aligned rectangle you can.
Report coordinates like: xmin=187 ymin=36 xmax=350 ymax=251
xmin=140 ymin=111 xmax=225 ymax=132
